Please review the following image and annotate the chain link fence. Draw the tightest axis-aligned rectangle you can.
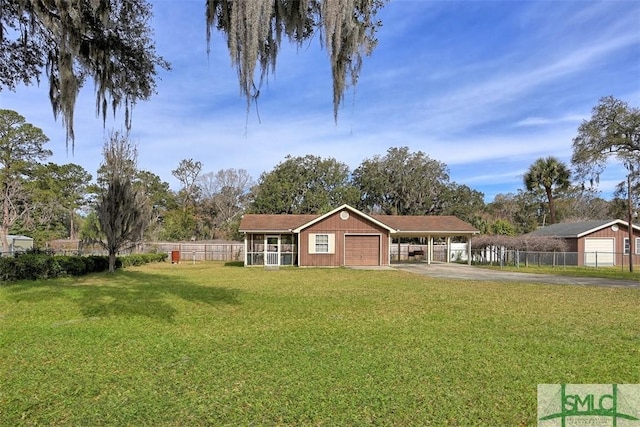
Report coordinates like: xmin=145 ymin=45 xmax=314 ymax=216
xmin=471 ymin=248 xmax=640 ymax=270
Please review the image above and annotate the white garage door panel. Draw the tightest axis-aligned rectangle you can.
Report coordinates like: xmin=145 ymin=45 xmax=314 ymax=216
xmin=584 ymin=238 xmax=614 ymax=266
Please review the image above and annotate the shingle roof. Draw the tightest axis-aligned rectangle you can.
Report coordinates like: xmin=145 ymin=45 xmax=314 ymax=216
xmin=239 ymin=214 xmax=318 ymax=232
xmin=373 ymin=215 xmax=479 ymax=234
xmin=526 ymin=220 xmax=617 ymax=238
xmin=239 ymin=209 xmax=479 ymax=235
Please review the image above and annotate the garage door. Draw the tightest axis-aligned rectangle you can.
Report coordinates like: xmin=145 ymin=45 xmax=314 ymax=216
xmin=584 ymin=238 xmax=614 ymax=266
xmin=345 ymin=235 xmax=380 ymax=266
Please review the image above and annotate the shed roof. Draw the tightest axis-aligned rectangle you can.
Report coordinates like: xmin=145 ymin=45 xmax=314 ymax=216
xmin=7 ymin=235 xmax=34 ymax=241
xmin=526 ymin=219 xmax=639 ymax=238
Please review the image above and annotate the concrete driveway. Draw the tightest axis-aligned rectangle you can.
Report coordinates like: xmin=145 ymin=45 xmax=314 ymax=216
xmin=392 ymin=262 xmax=640 ymax=289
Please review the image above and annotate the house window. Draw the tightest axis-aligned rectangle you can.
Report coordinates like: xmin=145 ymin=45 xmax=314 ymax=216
xmin=315 ymin=234 xmax=329 ymax=253
xmin=624 ymin=238 xmax=640 ymax=254
xmin=308 ymin=233 xmax=335 ymax=254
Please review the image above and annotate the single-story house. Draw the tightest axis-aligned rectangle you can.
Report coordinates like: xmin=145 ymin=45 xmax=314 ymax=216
xmin=5 ymin=235 xmax=34 ymax=254
xmin=238 ymin=204 xmax=479 ymax=267
xmin=526 ymin=219 xmax=640 ymax=267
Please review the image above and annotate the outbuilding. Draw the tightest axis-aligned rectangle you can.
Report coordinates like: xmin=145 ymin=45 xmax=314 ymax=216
xmin=526 ymin=219 xmax=640 ymax=266
xmin=5 ymin=235 xmax=34 ymax=254
xmin=238 ymin=204 xmax=479 ymax=267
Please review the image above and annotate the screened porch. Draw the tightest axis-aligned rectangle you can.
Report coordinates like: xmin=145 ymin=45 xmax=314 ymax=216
xmin=244 ymin=233 xmax=298 ymax=266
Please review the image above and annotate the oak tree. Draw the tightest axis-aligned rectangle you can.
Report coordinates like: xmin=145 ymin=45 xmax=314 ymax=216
xmin=572 ymin=96 xmax=640 ymax=271
xmin=251 ymin=154 xmax=358 ymax=214
xmin=353 ymin=147 xmax=449 ymax=215
xmin=0 ymin=109 xmax=51 ymax=253
xmin=3 ymin=0 xmax=385 ymax=140
xmin=1 ymin=0 xmax=170 ymax=144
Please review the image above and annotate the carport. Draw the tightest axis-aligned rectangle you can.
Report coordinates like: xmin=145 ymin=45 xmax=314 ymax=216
xmin=372 ymin=215 xmax=480 ymax=265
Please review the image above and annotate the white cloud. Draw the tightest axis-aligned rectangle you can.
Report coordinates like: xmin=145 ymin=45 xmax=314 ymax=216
xmin=1 ymin=0 xmax=638 ymax=203
xmin=514 ymin=115 xmax=584 ymax=127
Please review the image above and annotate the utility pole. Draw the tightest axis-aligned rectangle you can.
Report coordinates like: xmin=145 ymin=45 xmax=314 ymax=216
xmin=627 ymin=171 xmax=635 ymax=272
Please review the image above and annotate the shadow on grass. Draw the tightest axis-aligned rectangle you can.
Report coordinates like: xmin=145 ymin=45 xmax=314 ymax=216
xmin=4 ymin=270 xmax=241 ymax=322
xmin=224 ymin=261 xmax=244 ymax=267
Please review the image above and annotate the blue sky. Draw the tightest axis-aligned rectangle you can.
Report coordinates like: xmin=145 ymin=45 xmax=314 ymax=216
xmin=2 ymin=0 xmax=639 ymax=202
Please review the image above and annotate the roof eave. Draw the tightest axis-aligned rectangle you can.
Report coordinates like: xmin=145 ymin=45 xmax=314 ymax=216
xmin=239 ymin=229 xmax=297 ymax=233
xmin=575 ymin=219 xmax=632 ymax=238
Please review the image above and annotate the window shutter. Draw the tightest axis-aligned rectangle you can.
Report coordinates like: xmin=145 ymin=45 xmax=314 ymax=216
xmin=328 ymin=234 xmax=335 ymax=254
xmin=308 ymin=233 xmax=316 ymax=254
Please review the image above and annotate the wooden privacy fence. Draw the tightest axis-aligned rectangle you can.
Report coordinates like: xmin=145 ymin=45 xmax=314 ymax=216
xmin=150 ymin=242 xmax=244 ymax=262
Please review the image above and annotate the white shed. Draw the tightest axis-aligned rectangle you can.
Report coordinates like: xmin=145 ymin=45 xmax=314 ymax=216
xmin=6 ymin=235 xmax=34 ymax=253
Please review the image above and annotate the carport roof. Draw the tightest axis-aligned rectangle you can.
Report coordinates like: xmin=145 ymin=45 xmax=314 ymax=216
xmin=373 ymin=215 xmax=479 ymax=237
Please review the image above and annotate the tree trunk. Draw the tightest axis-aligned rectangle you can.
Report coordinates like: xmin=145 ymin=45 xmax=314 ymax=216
xmin=108 ymin=251 xmax=117 ymax=273
xmin=1 ymin=183 xmax=9 ymax=254
xmin=69 ymin=208 xmax=76 ymax=240
xmin=546 ymin=187 xmax=557 ymax=225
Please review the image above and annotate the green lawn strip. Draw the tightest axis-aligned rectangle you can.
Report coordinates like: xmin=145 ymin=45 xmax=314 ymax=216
xmin=478 ymin=263 xmax=640 ymax=281
xmin=1 ymin=262 xmax=638 ymax=425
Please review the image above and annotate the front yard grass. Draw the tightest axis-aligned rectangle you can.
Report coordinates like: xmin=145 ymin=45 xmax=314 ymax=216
xmin=1 ymin=262 xmax=638 ymax=426
xmin=479 ymin=263 xmax=640 ymax=281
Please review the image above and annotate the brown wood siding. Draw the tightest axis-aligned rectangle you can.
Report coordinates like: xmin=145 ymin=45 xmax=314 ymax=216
xmin=345 ymin=235 xmax=380 ymax=266
xmin=564 ymin=237 xmax=578 ymax=252
xmin=577 ymin=224 xmax=640 ymax=266
xmin=299 ymin=210 xmax=390 ymax=267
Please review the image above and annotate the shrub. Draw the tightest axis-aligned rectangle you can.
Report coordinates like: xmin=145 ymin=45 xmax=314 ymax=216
xmin=118 ymin=253 xmax=166 ymax=267
xmin=14 ymin=254 xmax=63 ymax=280
xmin=87 ymin=256 xmax=110 ymax=273
xmin=0 ymin=257 xmax=18 ymax=282
xmin=0 ymin=252 xmax=166 ymax=283
xmin=56 ymin=256 xmax=90 ymax=276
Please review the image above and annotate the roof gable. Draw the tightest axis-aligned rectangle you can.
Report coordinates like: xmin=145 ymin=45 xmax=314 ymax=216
xmin=293 ymin=204 xmax=395 ymax=233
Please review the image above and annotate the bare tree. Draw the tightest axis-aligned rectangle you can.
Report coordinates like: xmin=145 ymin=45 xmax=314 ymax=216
xmin=95 ymin=131 xmax=151 ymax=272
xmin=199 ymin=168 xmax=253 ymax=239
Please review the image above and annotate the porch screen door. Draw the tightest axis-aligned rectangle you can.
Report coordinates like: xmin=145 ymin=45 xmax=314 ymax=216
xmin=266 ymin=236 xmax=279 ymax=266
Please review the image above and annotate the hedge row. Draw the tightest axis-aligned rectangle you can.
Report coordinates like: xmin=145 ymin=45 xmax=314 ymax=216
xmin=0 ymin=252 xmax=168 ymax=283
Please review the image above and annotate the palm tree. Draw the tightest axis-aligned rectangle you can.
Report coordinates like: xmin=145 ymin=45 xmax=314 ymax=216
xmin=523 ymin=157 xmax=571 ymax=225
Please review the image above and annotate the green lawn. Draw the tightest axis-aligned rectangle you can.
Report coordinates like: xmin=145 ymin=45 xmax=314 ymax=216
xmin=1 ymin=262 xmax=638 ymax=426
xmin=479 ymin=263 xmax=640 ymax=281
